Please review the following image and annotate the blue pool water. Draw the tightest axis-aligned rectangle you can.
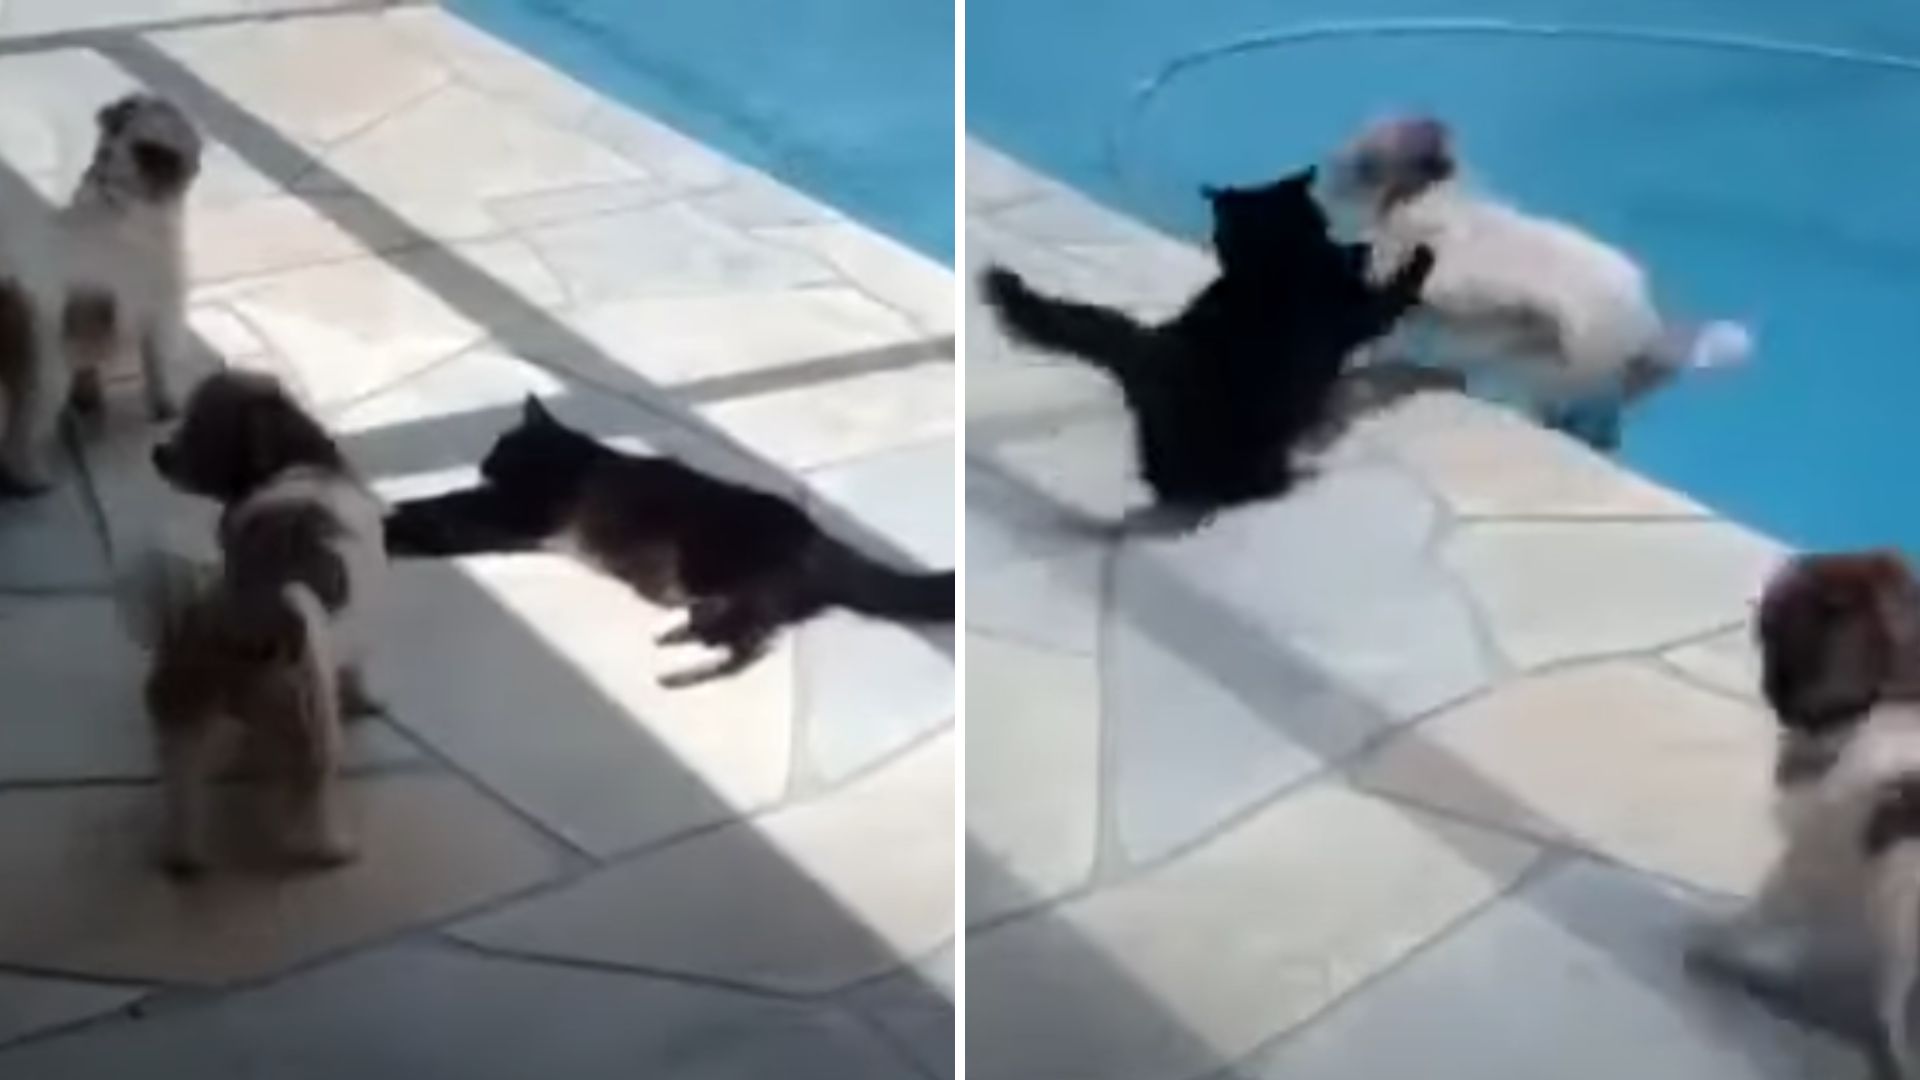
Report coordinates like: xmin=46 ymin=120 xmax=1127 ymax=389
xmin=452 ymin=0 xmax=954 ymax=259
xmin=970 ymin=0 xmax=1920 ymax=557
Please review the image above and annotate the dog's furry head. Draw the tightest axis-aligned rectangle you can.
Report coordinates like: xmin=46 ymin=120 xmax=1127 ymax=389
xmin=85 ymin=94 xmax=202 ymax=205
xmin=1758 ymin=551 xmax=1920 ymax=735
xmin=153 ymin=372 xmax=342 ymax=503
xmin=1199 ymin=167 xmax=1334 ymax=274
xmin=1328 ymin=114 xmax=1458 ymax=210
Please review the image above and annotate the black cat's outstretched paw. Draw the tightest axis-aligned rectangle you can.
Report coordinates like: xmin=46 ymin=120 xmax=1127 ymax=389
xmin=979 ymin=265 xmax=1031 ymax=313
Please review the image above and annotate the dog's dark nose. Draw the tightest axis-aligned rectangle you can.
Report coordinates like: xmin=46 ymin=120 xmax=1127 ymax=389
xmin=150 ymin=443 xmax=172 ymax=476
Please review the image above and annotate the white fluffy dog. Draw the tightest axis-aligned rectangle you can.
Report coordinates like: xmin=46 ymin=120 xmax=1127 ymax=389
xmin=60 ymin=93 xmax=202 ymax=425
xmin=0 ymin=93 xmax=200 ymax=493
xmin=1327 ymin=114 xmax=1750 ymax=450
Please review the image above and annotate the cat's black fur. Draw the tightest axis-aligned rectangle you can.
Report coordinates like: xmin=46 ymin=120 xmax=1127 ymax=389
xmin=980 ymin=167 xmax=1433 ymax=523
xmin=384 ymin=397 xmax=954 ymax=687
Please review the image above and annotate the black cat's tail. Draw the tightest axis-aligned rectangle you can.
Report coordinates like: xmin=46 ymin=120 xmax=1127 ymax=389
xmin=980 ymin=265 xmax=1153 ymax=379
xmin=809 ymin=538 xmax=954 ymax=623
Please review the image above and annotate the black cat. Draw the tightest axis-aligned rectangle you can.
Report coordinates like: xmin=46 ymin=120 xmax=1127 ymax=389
xmin=385 ymin=397 xmax=953 ymax=687
xmin=980 ymin=166 xmax=1434 ymax=523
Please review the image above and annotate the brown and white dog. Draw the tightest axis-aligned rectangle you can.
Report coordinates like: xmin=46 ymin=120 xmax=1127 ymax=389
xmin=1689 ymin=551 xmax=1920 ymax=1077
xmin=61 ymin=93 xmax=202 ymax=424
xmin=1325 ymin=114 xmax=1750 ymax=451
xmin=122 ymin=371 xmax=384 ymax=874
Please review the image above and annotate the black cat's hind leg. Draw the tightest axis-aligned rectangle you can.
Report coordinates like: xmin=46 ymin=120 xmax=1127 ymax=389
xmin=657 ymin=597 xmax=729 ymax=647
xmin=656 ymin=597 xmax=780 ymax=688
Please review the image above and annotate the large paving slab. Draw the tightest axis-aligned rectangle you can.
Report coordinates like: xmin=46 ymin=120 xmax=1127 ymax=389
xmin=0 ymin=467 xmax=110 ymax=591
xmin=213 ymin=238 xmax=566 ymax=410
xmin=295 ymin=80 xmax=650 ymax=241
xmin=1236 ymin=853 xmax=1866 ymax=1068
xmin=455 ymin=733 xmax=954 ymax=995
xmin=794 ymin=611 xmax=954 ymax=788
xmin=1103 ymin=607 xmax=1356 ymax=867
xmin=966 ymin=781 xmax=1540 ymax=1080
xmin=849 ymin=953 xmax=958 ymax=1080
xmin=549 ymin=286 xmax=925 ymax=399
xmin=965 ymin=543 xmax=1105 ymax=655
xmin=0 ymin=942 xmax=923 ymax=1079
xmin=1117 ymin=465 xmax=1495 ymax=720
xmin=703 ymin=357 xmax=956 ymax=473
xmin=1235 ymin=858 xmax=1862 ymax=1080
xmin=368 ymin=554 xmax=796 ymax=858
xmin=1356 ymin=660 xmax=1782 ymax=896
xmin=1357 ymin=393 xmax=1709 ymax=520
xmin=803 ymin=436 xmax=957 ymax=567
xmin=0 ymin=774 xmax=561 ymax=984
xmin=965 ymin=633 xmax=1101 ymax=925
xmin=152 ymin=14 xmax=454 ymax=153
xmin=1443 ymin=519 xmax=1784 ymax=670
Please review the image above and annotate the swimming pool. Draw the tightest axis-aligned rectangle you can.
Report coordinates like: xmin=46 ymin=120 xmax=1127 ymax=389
xmin=452 ymin=0 xmax=954 ymax=259
xmin=969 ymin=0 xmax=1920 ymax=557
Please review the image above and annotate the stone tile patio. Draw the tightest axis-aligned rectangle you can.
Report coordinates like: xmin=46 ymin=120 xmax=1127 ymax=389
xmin=963 ymin=138 xmax=1863 ymax=1078
xmin=0 ymin=5 xmax=950 ymax=1076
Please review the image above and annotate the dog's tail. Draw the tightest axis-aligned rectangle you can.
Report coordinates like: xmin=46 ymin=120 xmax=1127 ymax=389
xmin=1625 ymin=320 xmax=1754 ymax=401
xmin=979 ymin=265 xmax=1154 ymax=380
xmin=280 ymin=580 xmax=344 ymax=763
xmin=808 ymin=536 xmax=954 ymax=623
xmin=112 ymin=544 xmax=217 ymax=651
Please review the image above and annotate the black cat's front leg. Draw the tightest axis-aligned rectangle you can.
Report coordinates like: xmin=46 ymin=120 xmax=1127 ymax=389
xmin=385 ymin=486 xmax=543 ymax=557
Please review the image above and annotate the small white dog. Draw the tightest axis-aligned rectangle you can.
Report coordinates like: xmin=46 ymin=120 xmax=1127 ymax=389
xmin=0 ymin=94 xmax=200 ymax=493
xmin=1690 ymin=552 xmax=1920 ymax=1077
xmin=60 ymin=92 xmax=201 ymax=426
xmin=1327 ymin=114 xmax=1751 ymax=450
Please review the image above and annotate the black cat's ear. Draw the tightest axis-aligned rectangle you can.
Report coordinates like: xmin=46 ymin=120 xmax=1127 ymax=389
xmin=522 ymin=394 xmax=555 ymax=427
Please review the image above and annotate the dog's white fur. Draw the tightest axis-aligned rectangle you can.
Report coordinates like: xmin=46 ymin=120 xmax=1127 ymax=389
xmin=61 ymin=93 xmax=200 ymax=424
xmin=1696 ymin=711 xmax=1920 ymax=1078
xmin=0 ymin=94 xmax=198 ymax=493
xmin=1329 ymin=115 xmax=1750 ymax=448
xmin=233 ymin=466 xmax=387 ymax=676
